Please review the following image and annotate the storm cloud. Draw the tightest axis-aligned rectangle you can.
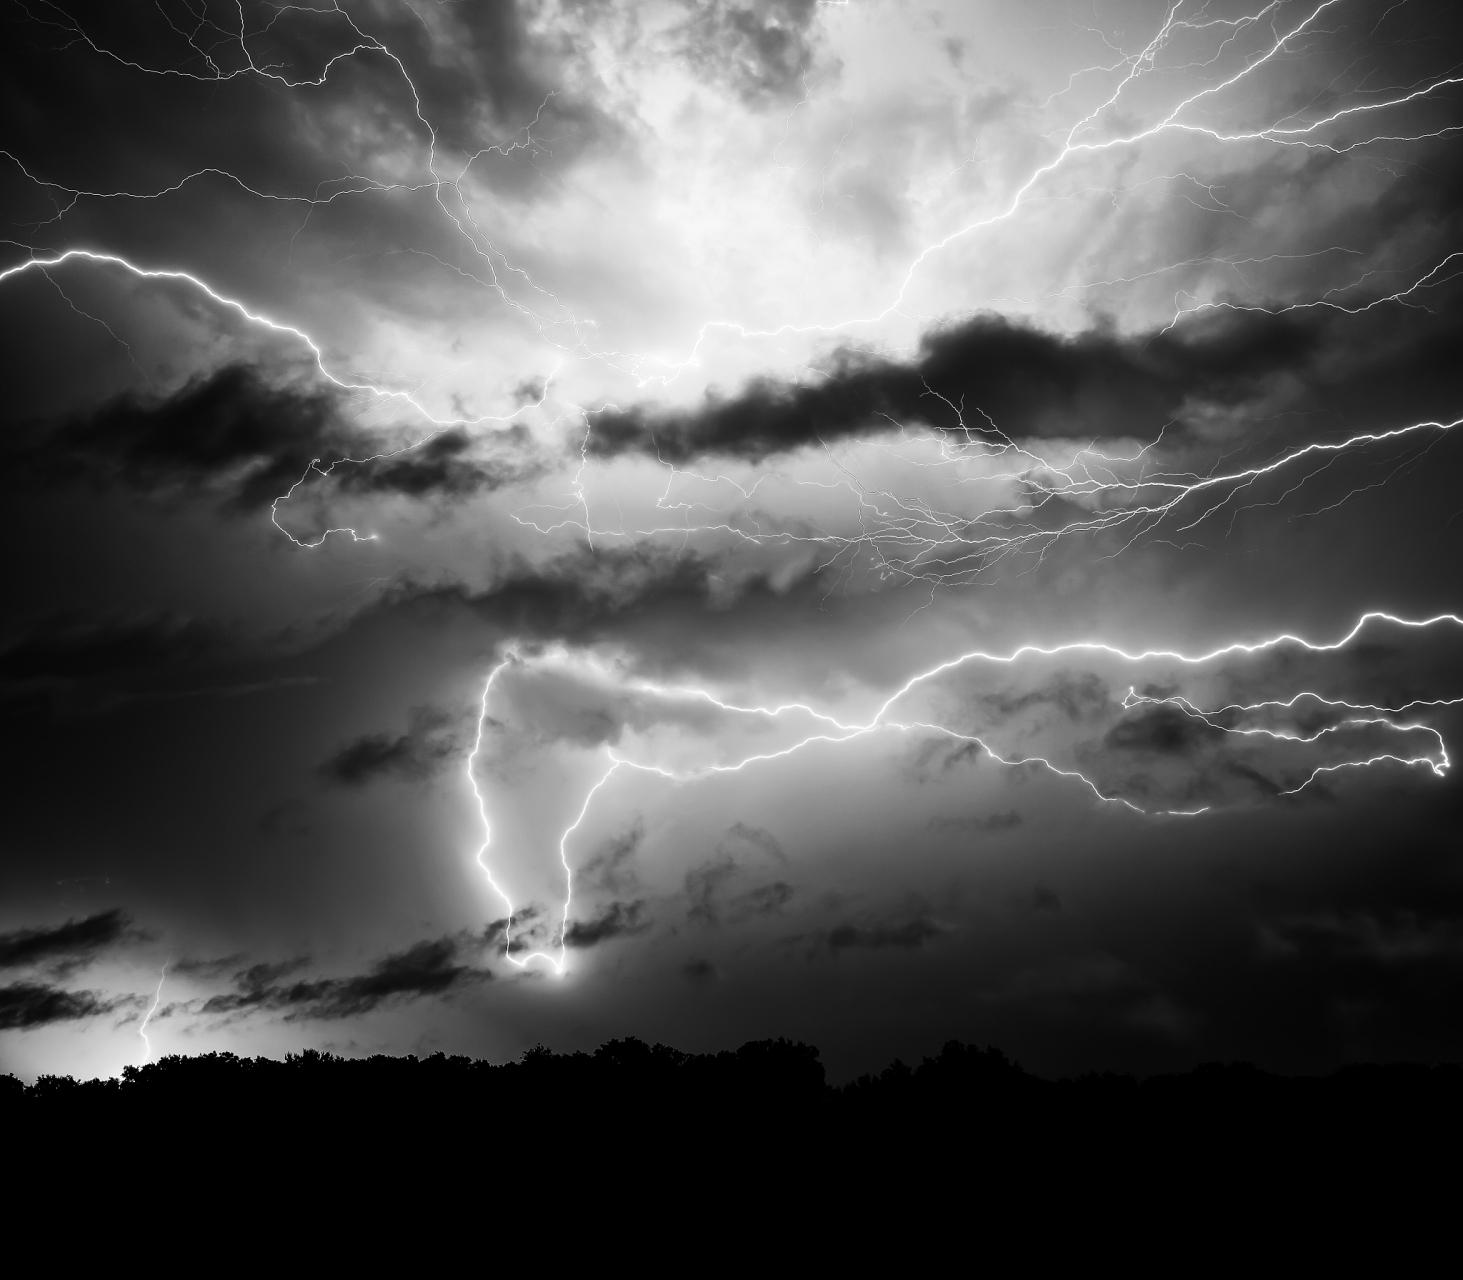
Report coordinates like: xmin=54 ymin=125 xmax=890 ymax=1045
xmin=0 ymin=983 xmax=126 ymax=1031
xmin=199 ymin=936 xmax=490 ymax=1021
xmin=3 ymin=1 xmax=1463 ymax=1087
xmin=585 ymin=292 xmax=1463 ymax=465
xmin=0 ymin=910 xmax=134 ymax=973
xmin=318 ymin=706 xmax=463 ymax=787
xmin=2 ymin=364 xmax=532 ymax=518
xmin=586 ymin=309 xmax=1326 ymax=462
xmin=564 ymin=901 xmax=650 ymax=948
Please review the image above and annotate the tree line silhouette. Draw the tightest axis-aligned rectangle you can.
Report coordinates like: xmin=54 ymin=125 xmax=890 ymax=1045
xmin=8 ymin=1037 xmax=1460 ymax=1156
xmin=8 ymin=1037 xmax=1460 ymax=1245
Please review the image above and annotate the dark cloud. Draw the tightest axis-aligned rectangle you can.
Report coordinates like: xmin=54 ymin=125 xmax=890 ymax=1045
xmin=0 ymin=909 xmax=133 ymax=972
xmin=1027 ymin=886 xmax=1062 ymax=916
xmin=3 ymin=364 xmax=349 ymax=509
xmin=0 ymin=612 xmax=254 ymax=721
xmin=200 ymin=936 xmax=487 ymax=1021
xmin=1 ymin=364 xmax=527 ymax=514
xmin=335 ymin=428 xmax=527 ymax=499
xmin=318 ymin=706 xmax=462 ymax=787
xmin=584 ymin=284 xmax=1463 ymax=465
xmin=1221 ymin=846 xmax=1463 ymax=1066
xmin=686 ymin=856 xmax=794 ymax=925
xmin=0 ymin=982 xmax=124 ymax=1030
xmin=738 ymin=882 xmax=795 ymax=915
xmin=683 ymin=959 xmax=718 ymax=984
xmin=723 ymin=823 xmax=787 ymax=862
xmin=564 ymin=901 xmax=650 ymax=948
xmin=677 ymin=0 xmax=824 ymax=103
xmin=1265 ymin=910 xmax=1463 ymax=964
xmin=0 ymin=4 xmax=350 ymax=217
xmin=585 ymin=309 xmax=1321 ymax=462
xmin=577 ymin=825 xmax=647 ymax=898
xmin=0 ymin=615 xmax=222 ymax=687
xmin=681 ymin=825 xmax=796 ymax=925
xmin=935 ymin=741 xmax=983 ymax=772
xmin=168 ymin=954 xmax=247 ymax=981
xmin=1223 ymin=761 xmax=1284 ymax=799
xmin=380 ymin=548 xmax=727 ymax=652
xmin=686 ymin=859 xmax=739 ymax=924
xmin=1104 ymin=706 xmax=1229 ymax=755
xmin=0 ymin=1 xmax=599 ymax=218
xmin=928 ymin=808 xmax=1026 ymax=832
xmin=232 ymin=959 xmax=309 ymax=991
xmin=975 ymin=674 xmax=1111 ymax=725
xmin=827 ymin=918 xmax=942 ymax=952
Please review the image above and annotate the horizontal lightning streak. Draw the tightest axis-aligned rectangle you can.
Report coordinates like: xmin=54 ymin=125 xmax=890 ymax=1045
xmin=0 ymin=250 xmax=558 ymax=545
xmin=513 ymin=411 xmax=1463 ymax=591
xmin=4 ymin=0 xmax=1456 ymax=478
xmin=1121 ymin=685 xmax=1457 ymax=795
xmin=0 ymin=0 xmax=1455 ymax=578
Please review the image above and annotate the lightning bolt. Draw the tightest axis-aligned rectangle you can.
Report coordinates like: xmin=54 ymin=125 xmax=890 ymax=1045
xmin=7 ymin=4 xmax=1460 ymax=973
xmin=469 ymin=609 xmax=1463 ymax=972
xmin=1119 ymin=686 xmax=1458 ymax=794
xmin=511 ymin=409 xmax=1462 ymax=595
xmin=0 ymin=248 xmax=565 ymax=544
xmin=649 ymin=0 xmax=1463 ymax=375
xmin=138 ymin=963 xmax=166 ymax=1062
xmin=4 ymin=0 xmax=1458 ymax=519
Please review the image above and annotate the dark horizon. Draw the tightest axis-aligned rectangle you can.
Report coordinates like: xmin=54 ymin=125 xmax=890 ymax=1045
xmin=15 ymin=1031 xmax=1463 ymax=1090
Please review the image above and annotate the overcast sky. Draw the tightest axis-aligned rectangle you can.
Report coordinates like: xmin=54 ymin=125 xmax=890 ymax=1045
xmin=3 ymin=0 xmax=1462 ymax=1082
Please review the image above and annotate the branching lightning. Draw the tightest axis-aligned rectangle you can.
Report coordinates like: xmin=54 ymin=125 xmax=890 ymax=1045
xmin=516 ymin=407 xmax=1463 ymax=590
xmin=469 ymin=610 xmax=1463 ymax=973
xmin=4 ymin=0 xmax=1460 ymax=453
xmin=659 ymin=0 xmax=1463 ymax=368
xmin=5 ymin=2 xmax=1461 ymax=986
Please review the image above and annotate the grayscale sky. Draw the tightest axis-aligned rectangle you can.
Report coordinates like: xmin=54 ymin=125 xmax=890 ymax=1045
xmin=2 ymin=0 xmax=1462 ymax=1082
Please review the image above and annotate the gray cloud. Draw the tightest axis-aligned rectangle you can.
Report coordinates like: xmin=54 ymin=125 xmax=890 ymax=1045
xmin=584 ymin=309 xmax=1323 ymax=462
xmin=929 ymin=809 xmax=1023 ymax=832
xmin=0 ymin=617 xmax=223 ymax=687
xmin=826 ymin=917 xmax=942 ymax=952
xmin=0 ymin=982 xmax=130 ymax=1030
xmin=564 ymin=900 xmax=650 ymax=948
xmin=318 ymin=705 xmax=463 ymax=787
xmin=199 ymin=936 xmax=489 ymax=1021
xmin=0 ymin=909 xmax=135 ymax=974
xmin=2 ymin=365 xmax=532 ymax=517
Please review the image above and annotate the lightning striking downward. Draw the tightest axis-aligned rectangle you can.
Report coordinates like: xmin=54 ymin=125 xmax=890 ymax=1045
xmin=138 ymin=965 xmax=166 ymax=1062
xmin=5 ymin=1 xmax=1461 ymax=1011
xmin=469 ymin=609 xmax=1463 ymax=974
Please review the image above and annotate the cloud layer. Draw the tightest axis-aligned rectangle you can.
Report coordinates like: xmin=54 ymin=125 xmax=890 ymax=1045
xmin=2 ymin=0 xmax=1462 ymax=1082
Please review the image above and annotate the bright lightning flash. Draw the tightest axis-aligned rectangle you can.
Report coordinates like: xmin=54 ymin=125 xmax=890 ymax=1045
xmin=137 ymin=964 xmax=166 ymax=1062
xmin=468 ymin=610 xmax=1462 ymax=975
xmin=4 ymin=4 xmax=1460 ymax=983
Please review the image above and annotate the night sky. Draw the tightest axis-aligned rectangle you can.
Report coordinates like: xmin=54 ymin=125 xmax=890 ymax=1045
xmin=4 ymin=0 xmax=1463 ymax=1083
